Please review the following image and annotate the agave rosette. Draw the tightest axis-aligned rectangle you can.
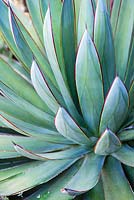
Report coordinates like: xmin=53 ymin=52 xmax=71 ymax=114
xmin=0 ymin=0 xmax=134 ymax=199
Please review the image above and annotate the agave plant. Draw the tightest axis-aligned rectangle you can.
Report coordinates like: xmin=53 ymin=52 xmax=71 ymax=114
xmin=0 ymin=0 xmax=134 ymax=199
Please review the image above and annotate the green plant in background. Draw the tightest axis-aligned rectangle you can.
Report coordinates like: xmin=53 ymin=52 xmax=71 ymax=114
xmin=0 ymin=0 xmax=134 ymax=199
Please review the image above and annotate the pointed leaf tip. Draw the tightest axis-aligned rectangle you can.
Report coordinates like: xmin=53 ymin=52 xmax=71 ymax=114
xmin=95 ymin=128 xmax=121 ymax=155
xmin=64 ymin=153 xmax=105 ymax=196
xmin=77 ymin=0 xmax=94 ymax=44
xmin=55 ymin=107 xmax=92 ymax=145
xmin=31 ymin=60 xmax=59 ymax=114
xmin=99 ymin=76 xmax=129 ymax=133
xmin=76 ymin=28 xmax=104 ymax=135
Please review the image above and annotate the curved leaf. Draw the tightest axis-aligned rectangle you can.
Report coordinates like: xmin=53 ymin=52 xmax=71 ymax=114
xmin=31 ymin=60 xmax=59 ymax=114
xmin=94 ymin=0 xmax=115 ymax=96
xmin=0 ymin=58 xmax=51 ymax=113
xmin=26 ymin=0 xmax=44 ymax=44
xmin=26 ymin=160 xmax=82 ymax=200
xmin=76 ymin=30 xmax=104 ymax=135
xmin=62 ymin=153 xmax=105 ymax=196
xmin=112 ymin=145 xmax=134 ymax=167
xmin=129 ymin=81 xmax=134 ymax=111
xmin=110 ymin=0 xmax=121 ymax=35
xmin=111 ymin=0 xmax=134 ymax=80
xmin=95 ymin=128 xmax=121 ymax=155
xmin=14 ymin=143 xmax=90 ymax=161
xmin=83 ymin=178 xmax=104 ymax=200
xmin=102 ymin=157 xmax=134 ymax=200
xmin=55 ymin=107 xmax=95 ymax=146
xmin=0 ymin=134 xmax=69 ymax=159
xmin=118 ymin=127 xmax=134 ymax=142
xmin=0 ymin=0 xmax=29 ymax=70
xmin=124 ymin=165 xmax=134 ymax=190
xmin=0 ymin=158 xmax=78 ymax=196
xmin=77 ymin=0 xmax=94 ymax=44
xmin=99 ymin=77 xmax=129 ymax=134
xmin=61 ymin=0 xmax=78 ymax=104
xmin=44 ymin=0 xmax=65 ymax=82
xmin=0 ymin=112 xmax=68 ymax=144
xmin=0 ymin=96 xmax=52 ymax=128
xmin=43 ymin=7 xmax=83 ymax=125
xmin=0 ymin=82 xmax=54 ymax=126
xmin=125 ymin=34 xmax=134 ymax=90
xmin=8 ymin=2 xmax=32 ymax=68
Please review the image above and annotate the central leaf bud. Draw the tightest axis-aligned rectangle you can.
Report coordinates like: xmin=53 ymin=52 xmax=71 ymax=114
xmin=94 ymin=128 xmax=121 ymax=155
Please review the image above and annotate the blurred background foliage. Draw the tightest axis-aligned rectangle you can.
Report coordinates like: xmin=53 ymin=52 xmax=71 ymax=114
xmin=0 ymin=0 xmax=28 ymax=59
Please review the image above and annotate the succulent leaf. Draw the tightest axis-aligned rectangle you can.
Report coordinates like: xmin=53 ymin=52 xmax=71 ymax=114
xmin=125 ymin=36 xmax=134 ymax=90
xmin=95 ymin=128 xmax=121 ymax=155
xmin=61 ymin=0 xmax=78 ymax=104
xmin=84 ymin=179 xmax=105 ymax=200
xmin=77 ymin=0 xmax=94 ymax=44
xmin=55 ymin=107 xmax=94 ymax=145
xmin=112 ymin=145 xmax=134 ymax=167
xmin=76 ymin=30 xmax=104 ymax=135
xmin=99 ymin=77 xmax=129 ymax=133
xmin=25 ymin=160 xmax=82 ymax=200
xmin=31 ymin=60 xmax=59 ymax=114
xmin=43 ymin=7 xmax=82 ymax=124
xmin=63 ymin=153 xmax=105 ymax=196
xmin=111 ymin=0 xmax=134 ymax=80
xmin=26 ymin=0 xmax=44 ymax=44
xmin=0 ymin=0 xmax=133 ymax=199
xmin=14 ymin=143 xmax=90 ymax=160
xmin=129 ymin=81 xmax=134 ymax=111
xmin=0 ymin=158 xmax=78 ymax=196
xmin=8 ymin=2 xmax=33 ymax=68
xmin=102 ymin=157 xmax=134 ymax=200
xmin=0 ymin=132 xmax=69 ymax=159
xmin=118 ymin=127 xmax=134 ymax=142
xmin=94 ymin=0 xmax=115 ymax=96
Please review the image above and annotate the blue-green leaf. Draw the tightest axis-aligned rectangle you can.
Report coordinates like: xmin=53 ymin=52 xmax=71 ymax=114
xmin=129 ymin=81 xmax=134 ymax=111
xmin=0 ymin=58 xmax=50 ymax=113
xmin=55 ymin=107 xmax=94 ymax=146
xmin=0 ymin=0 xmax=30 ymax=70
xmin=111 ymin=0 xmax=134 ymax=80
xmin=76 ymin=30 xmax=104 ymax=135
xmin=26 ymin=0 xmax=44 ymax=44
xmin=43 ymin=7 xmax=83 ymax=124
xmin=94 ymin=0 xmax=115 ymax=96
xmin=99 ymin=77 xmax=129 ymax=134
xmin=124 ymin=36 xmax=134 ymax=90
xmin=0 ymin=82 xmax=54 ymax=126
xmin=77 ymin=0 xmax=94 ymax=44
xmin=14 ymin=143 xmax=90 ymax=161
xmin=84 ymin=178 xmax=104 ymax=200
xmin=102 ymin=157 xmax=134 ymax=200
xmin=95 ymin=128 xmax=121 ymax=155
xmin=8 ymin=2 xmax=32 ymax=69
xmin=62 ymin=153 xmax=105 ymax=196
xmin=112 ymin=145 xmax=134 ymax=167
xmin=118 ymin=127 xmax=134 ymax=142
xmin=31 ymin=60 xmax=59 ymax=114
xmin=26 ymin=161 xmax=82 ymax=200
xmin=0 ymin=158 xmax=77 ymax=196
xmin=0 ymin=133 xmax=69 ymax=159
xmin=61 ymin=0 xmax=78 ymax=104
